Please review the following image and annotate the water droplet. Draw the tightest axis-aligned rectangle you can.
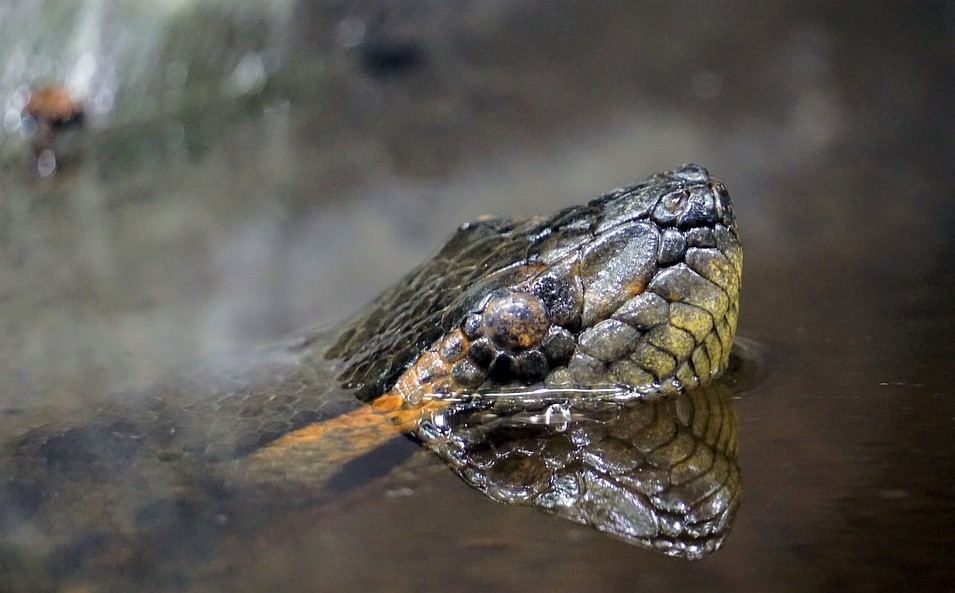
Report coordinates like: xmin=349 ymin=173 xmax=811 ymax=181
xmin=2 ymin=109 xmax=21 ymax=133
xmin=37 ymin=149 xmax=57 ymax=177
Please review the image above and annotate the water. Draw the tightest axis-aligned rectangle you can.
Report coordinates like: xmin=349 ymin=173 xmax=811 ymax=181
xmin=1 ymin=1 xmax=953 ymax=591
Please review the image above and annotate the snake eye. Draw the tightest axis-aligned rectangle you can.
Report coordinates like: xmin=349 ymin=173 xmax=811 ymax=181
xmin=452 ymin=291 xmax=555 ymax=387
xmin=482 ymin=291 xmax=551 ymax=351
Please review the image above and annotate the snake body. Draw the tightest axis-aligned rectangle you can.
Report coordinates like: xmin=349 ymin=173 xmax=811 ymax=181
xmin=0 ymin=164 xmax=742 ymax=574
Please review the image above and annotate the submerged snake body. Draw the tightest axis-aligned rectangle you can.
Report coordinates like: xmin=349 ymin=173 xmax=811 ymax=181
xmin=0 ymin=165 xmax=742 ymax=569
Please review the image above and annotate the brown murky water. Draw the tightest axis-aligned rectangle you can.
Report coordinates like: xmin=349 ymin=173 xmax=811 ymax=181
xmin=1 ymin=2 xmax=953 ymax=592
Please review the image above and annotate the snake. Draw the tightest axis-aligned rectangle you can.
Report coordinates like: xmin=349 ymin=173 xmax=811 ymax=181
xmin=0 ymin=164 xmax=743 ymax=580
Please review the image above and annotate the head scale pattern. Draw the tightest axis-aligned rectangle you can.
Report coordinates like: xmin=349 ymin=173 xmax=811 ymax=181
xmin=327 ymin=164 xmax=742 ymax=405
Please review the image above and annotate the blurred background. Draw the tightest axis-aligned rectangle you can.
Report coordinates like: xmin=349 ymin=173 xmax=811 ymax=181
xmin=1 ymin=1 xmax=953 ymax=592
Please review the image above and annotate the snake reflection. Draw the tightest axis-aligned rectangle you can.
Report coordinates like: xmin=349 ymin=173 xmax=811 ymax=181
xmin=1 ymin=164 xmax=742 ymax=573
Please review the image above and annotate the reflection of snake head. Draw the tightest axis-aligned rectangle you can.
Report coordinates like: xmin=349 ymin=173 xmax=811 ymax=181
xmin=329 ymin=164 xmax=742 ymax=405
xmin=421 ymin=384 xmax=740 ymax=560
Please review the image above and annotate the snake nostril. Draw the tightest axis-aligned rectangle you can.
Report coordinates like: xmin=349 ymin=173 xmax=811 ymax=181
xmin=663 ymin=190 xmax=689 ymax=214
xmin=673 ymin=189 xmax=716 ymax=229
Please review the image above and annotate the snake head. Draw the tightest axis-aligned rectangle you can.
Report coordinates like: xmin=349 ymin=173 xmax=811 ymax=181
xmin=330 ymin=164 xmax=742 ymax=405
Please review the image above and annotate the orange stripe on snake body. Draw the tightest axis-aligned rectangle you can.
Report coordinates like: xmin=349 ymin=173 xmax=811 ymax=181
xmin=250 ymin=343 xmax=461 ymax=467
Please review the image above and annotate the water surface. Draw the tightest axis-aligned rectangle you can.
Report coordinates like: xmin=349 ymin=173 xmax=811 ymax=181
xmin=1 ymin=2 xmax=953 ymax=592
